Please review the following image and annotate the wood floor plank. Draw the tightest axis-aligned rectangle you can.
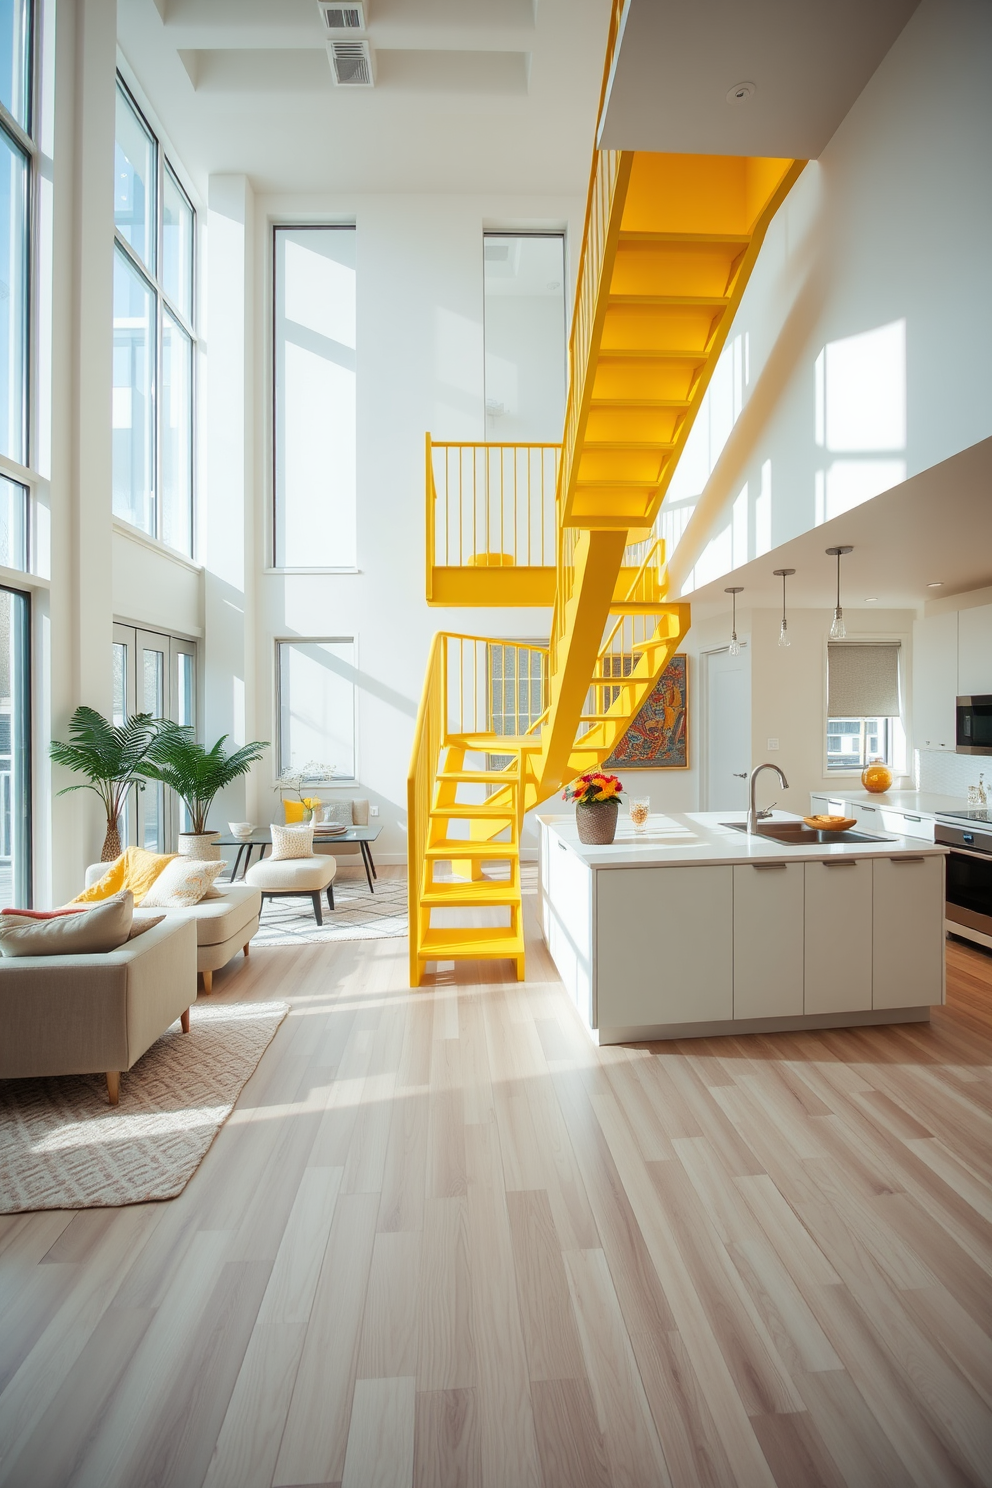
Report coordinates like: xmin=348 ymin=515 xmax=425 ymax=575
xmin=357 ymin=1229 xmax=423 ymax=1380
xmin=418 ymin=1198 xmax=475 ymax=1392
xmin=413 ymin=1388 xmax=480 ymax=1488
xmin=530 ymin=1377 xmax=611 ymax=1488
xmin=340 ymin=1376 xmax=416 ymax=1488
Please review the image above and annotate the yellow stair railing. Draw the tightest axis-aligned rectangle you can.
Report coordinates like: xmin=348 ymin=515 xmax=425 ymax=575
xmin=408 ymin=0 xmax=805 ymax=985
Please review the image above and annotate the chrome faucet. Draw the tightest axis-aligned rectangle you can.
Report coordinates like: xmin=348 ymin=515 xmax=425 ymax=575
xmin=748 ymin=762 xmax=790 ymax=834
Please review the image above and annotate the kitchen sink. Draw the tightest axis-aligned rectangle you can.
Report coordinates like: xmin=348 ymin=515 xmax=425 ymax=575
xmin=719 ymin=821 xmax=892 ymax=845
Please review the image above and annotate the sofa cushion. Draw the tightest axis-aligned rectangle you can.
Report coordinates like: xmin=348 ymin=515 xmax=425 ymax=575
xmin=140 ymin=858 xmax=226 ymax=908
xmin=72 ymin=846 xmax=176 ymax=906
xmin=134 ymin=885 xmax=261 ymax=948
xmin=0 ymin=892 xmax=134 ymax=957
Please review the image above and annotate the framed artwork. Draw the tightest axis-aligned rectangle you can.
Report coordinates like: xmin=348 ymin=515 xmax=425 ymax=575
xmin=604 ymin=653 xmax=688 ymax=770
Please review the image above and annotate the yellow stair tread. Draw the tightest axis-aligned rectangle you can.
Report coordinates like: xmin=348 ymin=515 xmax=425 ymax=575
xmin=419 ymin=927 xmax=524 ymax=961
xmin=425 ymin=841 xmax=519 ymax=859
xmin=436 ymin=769 xmax=518 ymax=783
xmin=420 ymin=883 xmax=520 ymax=906
xmin=446 ymin=734 xmax=543 ymax=750
xmin=430 ymin=804 xmax=515 ymax=819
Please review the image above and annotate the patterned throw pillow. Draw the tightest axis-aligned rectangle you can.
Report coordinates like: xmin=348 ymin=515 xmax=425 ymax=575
xmin=318 ymin=801 xmax=352 ymax=828
xmin=71 ymin=846 xmax=176 ymax=906
xmin=140 ymin=858 xmax=226 ymax=908
xmin=269 ymin=823 xmax=315 ymax=861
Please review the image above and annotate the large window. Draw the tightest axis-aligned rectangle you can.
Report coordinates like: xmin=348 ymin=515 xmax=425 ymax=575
xmin=483 ymin=233 xmax=566 ymax=442
xmin=826 ymin=642 xmax=901 ymax=773
xmin=0 ymin=584 xmax=30 ymax=908
xmin=0 ymin=0 xmax=30 ymax=476
xmin=273 ymin=226 xmax=357 ymax=569
xmin=113 ymin=78 xmax=195 ymax=555
xmin=113 ymin=625 xmax=197 ymax=851
xmin=278 ymin=638 xmax=356 ymax=782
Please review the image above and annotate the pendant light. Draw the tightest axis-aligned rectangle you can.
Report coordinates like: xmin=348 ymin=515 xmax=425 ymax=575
xmin=773 ymin=567 xmax=795 ymax=648
xmin=725 ymin=586 xmax=743 ymax=656
xmin=826 ymin=545 xmax=853 ymax=640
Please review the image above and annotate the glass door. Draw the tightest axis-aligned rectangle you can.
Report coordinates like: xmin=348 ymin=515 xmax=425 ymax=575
xmin=113 ymin=623 xmax=197 ymax=851
xmin=0 ymin=585 xmax=30 ymax=907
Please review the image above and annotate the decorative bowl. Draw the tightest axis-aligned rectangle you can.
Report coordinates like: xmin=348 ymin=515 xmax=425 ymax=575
xmin=229 ymin=822 xmax=254 ymax=839
xmin=803 ymin=815 xmax=857 ymax=832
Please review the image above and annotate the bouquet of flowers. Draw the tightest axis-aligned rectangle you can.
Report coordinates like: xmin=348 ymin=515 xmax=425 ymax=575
xmin=562 ymin=771 xmax=624 ymax=806
xmin=275 ymin=762 xmax=337 ymax=821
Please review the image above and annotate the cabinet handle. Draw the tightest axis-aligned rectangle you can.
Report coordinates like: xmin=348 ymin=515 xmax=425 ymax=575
xmin=751 ymin=862 xmax=787 ymax=870
xmin=558 ymin=841 xmax=567 ymax=851
xmin=860 ymin=804 xmax=876 ymax=812
xmin=904 ymin=815 xmax=922 ymax=822
xmin=822 ymin=858 xmax=858 ymax=866
xmin=889 ymin=855 xmax=925 ymax=863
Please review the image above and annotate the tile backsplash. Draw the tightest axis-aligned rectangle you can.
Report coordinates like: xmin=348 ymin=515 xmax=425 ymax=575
xmin=915 ymin=748 xmax=987 ymax=800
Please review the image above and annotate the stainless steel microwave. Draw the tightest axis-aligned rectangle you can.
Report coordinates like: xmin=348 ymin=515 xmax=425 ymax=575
xmin=957 ymin=695 xmax=992 ymax=754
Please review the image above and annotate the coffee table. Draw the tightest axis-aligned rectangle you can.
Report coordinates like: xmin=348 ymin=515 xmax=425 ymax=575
xmin=214 ymin=826 xmax=382 ymax=893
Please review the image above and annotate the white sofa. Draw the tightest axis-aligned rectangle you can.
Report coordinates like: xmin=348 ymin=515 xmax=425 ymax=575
xmin=84 ymin=867 xmax=261 ymax=995
xmin=0 ymin=916 xmax=196 ymax=1104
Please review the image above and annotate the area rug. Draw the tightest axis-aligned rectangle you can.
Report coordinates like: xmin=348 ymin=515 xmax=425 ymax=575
xmin=251 ymin=872 xmax=408 ymax=947
xmin=0 ymin=1000 xmax=288 ymax=1214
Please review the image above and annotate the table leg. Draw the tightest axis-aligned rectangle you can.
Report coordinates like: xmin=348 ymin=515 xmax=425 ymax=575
xmin=360 ymin=841 xmax=375 ymax=894
xmin=366 ymin=843 xmax=377 ymax=879
xmin=230 ymin=844 xmax=245 ymax=882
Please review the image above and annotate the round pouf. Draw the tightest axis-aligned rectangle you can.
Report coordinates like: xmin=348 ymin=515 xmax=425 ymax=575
xmin=576 ymin=799 xmax=619 ymax=845
xmin=245 ymin=854 xmax=338 ymax=925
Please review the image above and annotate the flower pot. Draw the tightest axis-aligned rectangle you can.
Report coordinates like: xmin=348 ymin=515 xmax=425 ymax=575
xmin=178 ymin=831 xmax=221 ymax=861
xmin=101 ymin=820 xmax=122 ymax=862
xmin=575 ymin=799 xmax=619 ymax=845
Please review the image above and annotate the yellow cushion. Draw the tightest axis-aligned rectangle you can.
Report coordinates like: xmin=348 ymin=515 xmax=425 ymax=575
xmin=282 ymin=799 xmax=306 ymax=823
xmin=72 ymin=846 xmax=176 ymax=906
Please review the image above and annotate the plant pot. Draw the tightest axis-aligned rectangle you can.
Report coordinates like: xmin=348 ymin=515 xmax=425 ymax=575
xmin=178 ymin=831 xmax=221 ymax=861
xmin=101 ymin=821 xmax=122 ymax=862
xmin=575 ymin=799 xmax=619 ymax=845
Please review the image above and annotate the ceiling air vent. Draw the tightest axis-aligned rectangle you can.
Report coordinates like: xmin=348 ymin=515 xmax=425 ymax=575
xmin=318 ymin=1 xmax=366 ymax=32
xmin=327 ymin=37 xmax=375 ymax=86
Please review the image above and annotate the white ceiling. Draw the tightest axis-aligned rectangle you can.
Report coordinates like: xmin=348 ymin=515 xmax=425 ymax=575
xmin=684 ymin=438 xmax=992 ymax=617
xmin=599 ymin=0 xmax=922 ymax=158
xmin=118 ymin=0 xmax=611 ymax=197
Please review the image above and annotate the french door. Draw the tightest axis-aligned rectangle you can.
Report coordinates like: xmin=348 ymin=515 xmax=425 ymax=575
xmin=113 ymin=624 xmax=196 ymax=852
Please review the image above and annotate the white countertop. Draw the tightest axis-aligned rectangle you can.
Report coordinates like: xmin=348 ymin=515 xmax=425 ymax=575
xmin=825 ymin=788 xmax=971 ymax=818
xmin=538 ymin=810 xmax=948 ymax=870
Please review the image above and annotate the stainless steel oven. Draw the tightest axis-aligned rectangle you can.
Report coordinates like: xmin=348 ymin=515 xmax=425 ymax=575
xmin=936 ymin=813 xmax=992 ymax=948
xmin=956 ymin=695 xmax=992 ymax=755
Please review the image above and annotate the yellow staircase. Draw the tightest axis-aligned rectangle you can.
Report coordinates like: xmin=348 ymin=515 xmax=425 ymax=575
xmin=408 ymin=4 xmax=805 ymax=986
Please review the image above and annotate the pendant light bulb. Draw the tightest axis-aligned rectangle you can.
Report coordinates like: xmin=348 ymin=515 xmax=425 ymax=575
xmin=774 ymin=568 xmax=795 ymax=650
xmin=826 ymin=546 xmax=852 ymax=644
xmin=724 ymin=586 xmax=744 ymax=657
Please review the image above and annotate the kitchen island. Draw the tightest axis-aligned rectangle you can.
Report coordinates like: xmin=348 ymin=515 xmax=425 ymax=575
xmin=538 ymin=811 xmax=947 ymax=1045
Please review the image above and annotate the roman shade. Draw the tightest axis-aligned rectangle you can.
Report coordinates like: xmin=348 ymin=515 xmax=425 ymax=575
xmin=828 ymin=642 xmax=901 ymax=717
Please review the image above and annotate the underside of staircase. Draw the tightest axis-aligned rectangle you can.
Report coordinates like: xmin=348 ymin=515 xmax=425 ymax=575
xmin=408 ymin=10 xmax=805 ymax=986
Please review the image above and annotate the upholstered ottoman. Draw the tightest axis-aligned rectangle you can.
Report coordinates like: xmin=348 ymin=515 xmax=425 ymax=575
xmin=244 ymin=855 xmax=337 ymax=925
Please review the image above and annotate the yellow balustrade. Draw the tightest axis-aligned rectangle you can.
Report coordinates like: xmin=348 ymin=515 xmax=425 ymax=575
xmin=409 ymin=0 xmax=805 ymax=983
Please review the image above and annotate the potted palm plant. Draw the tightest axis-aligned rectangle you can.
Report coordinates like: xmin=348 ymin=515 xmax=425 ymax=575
xmin=49 ymin=707 xmax=176 ymax=861
xmin=142 ymin=730 xmax=269 ymax=858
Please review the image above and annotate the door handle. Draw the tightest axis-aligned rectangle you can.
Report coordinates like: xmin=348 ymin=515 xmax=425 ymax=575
xmin=732 ymin=772 xmax=747 ymax=778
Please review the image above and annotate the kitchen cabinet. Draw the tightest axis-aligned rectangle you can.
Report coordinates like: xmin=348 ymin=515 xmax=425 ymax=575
xmin=542 ymin=830 xmax=594 ymax=1027
xmin=596 ymin=865 xmax=733 ymax=1028
xmin=872 ymin=854 xmax=945 ymax=1009
xmin=804 ymin=858 xmax=873 ymax=1013
xmin=913 ymin=611 xmax=958 ymax=750
xmin=957 ymin=604 xmax=992 ymax=698
xmin=733 ymin=862 xmax=805 ymax=1018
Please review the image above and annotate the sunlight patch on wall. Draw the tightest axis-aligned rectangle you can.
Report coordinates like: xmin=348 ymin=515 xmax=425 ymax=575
xmin=814 ymin=319 xmax=906 ymax=523
xmin=755 ymin=459 xmax=772 ymax=556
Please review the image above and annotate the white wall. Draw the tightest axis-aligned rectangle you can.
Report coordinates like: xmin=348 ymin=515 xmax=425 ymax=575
xmin=111 ymin=524 xmax=203 ymax=638
xmin=666 ymin=0 xmax=992 ymax=595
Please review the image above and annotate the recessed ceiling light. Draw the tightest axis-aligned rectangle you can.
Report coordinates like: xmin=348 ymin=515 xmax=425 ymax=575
xmin=726 ymin=81 xmax=756 ymax=104
xmin=926 ymin=581 xmax=944 ymax=588
xmin=864 ymin=597 xmax=878 ymax=603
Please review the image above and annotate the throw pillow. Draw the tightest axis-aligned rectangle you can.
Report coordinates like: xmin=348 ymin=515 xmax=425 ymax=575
xmin=0 ymin=892 xmax=134 ymax=957
xmin=282 ymin=798 xmax=307 ymax=823
xmin=140 ymin=858 xmax=226 ymax=908
xmin=318 ymin=801 xmax=352 ymax=828
xmin=72 ymin=846 xmax=176 ymax=905
xmin=127 ymin=914 xmax=166 ymax=940
xmin=269 ymin=822 xmax=315 ymax=861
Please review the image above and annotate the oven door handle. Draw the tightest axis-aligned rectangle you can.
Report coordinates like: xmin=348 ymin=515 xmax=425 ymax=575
xmin=943 ymin=844 xmax=992 ymax=862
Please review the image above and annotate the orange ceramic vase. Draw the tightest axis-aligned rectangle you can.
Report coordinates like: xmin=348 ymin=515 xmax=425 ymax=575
xmin=861 ymin=760 xmax=893 ymax=794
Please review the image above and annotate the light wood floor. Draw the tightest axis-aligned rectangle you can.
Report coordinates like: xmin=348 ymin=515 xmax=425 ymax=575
xmin=2 ymin=866 xmax=992 ymax=1487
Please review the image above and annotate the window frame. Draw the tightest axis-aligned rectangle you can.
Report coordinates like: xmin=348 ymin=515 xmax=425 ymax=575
xmin=275 ymin=636 xmax=359 ymax=785
xmin=269 ymin=222 xmax=359 ymax=573
xmin=113 ymin=74 xmax=196 ymax=558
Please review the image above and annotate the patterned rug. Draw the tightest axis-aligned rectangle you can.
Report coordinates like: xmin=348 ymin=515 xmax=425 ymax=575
xmin=251 ymin=872 xmax=408 ymax=947
xmin=0 ymin=1000 xmax=288 ymax=1213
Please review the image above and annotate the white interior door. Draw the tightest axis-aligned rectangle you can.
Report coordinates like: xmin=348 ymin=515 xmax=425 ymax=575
xmin=704 ymin=645 xmax=751 ymax=810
